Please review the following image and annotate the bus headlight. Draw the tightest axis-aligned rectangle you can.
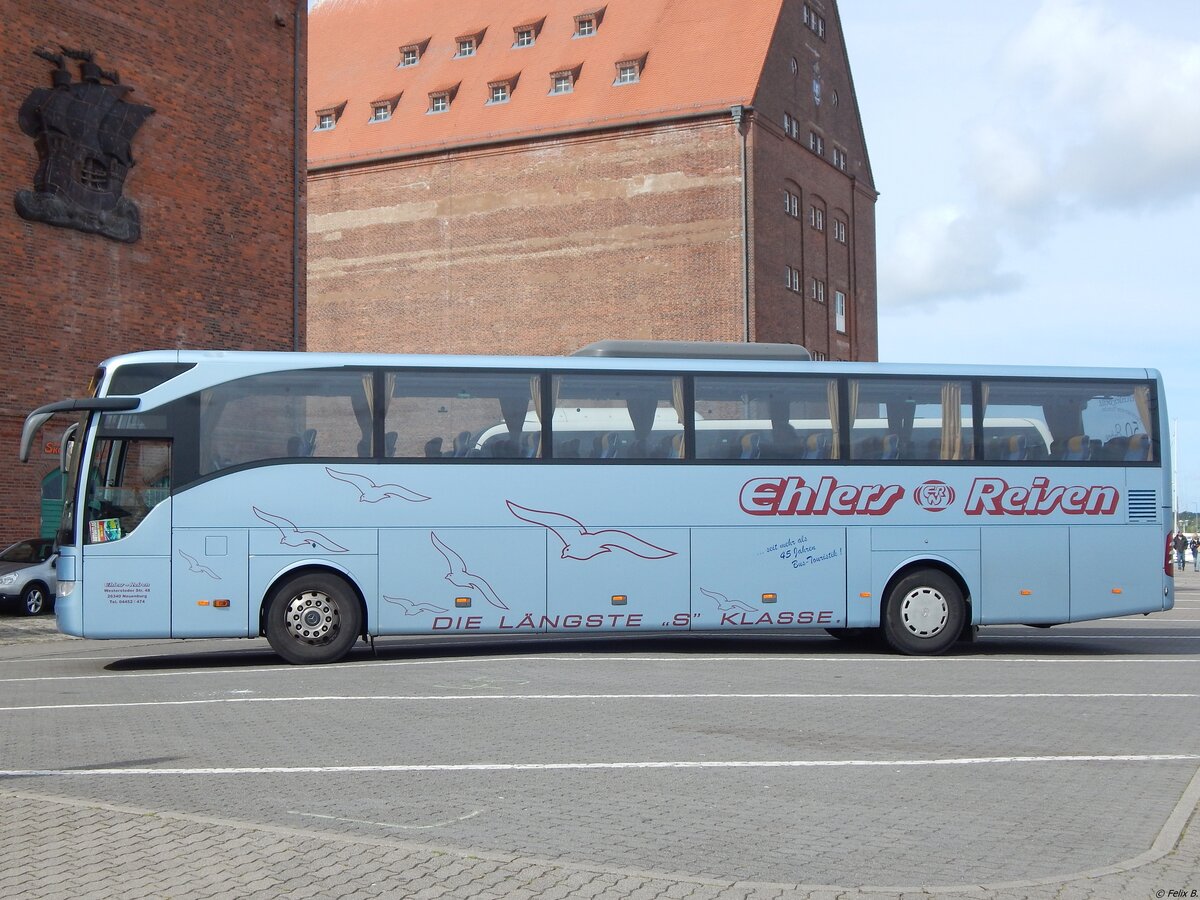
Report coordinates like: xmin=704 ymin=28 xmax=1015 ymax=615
xmin=56 ymin=581 xmax=76 ymax=598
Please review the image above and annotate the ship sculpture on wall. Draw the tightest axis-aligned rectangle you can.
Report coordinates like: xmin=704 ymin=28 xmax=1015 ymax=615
xmin=15 ymin=47 xmax=155 ymax=243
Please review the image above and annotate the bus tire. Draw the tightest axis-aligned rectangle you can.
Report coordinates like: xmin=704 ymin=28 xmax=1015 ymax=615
xmin=265 ymin=572 xmax=362 ymax=665
xmin=881 ymin=569 xmax=965 ymax=656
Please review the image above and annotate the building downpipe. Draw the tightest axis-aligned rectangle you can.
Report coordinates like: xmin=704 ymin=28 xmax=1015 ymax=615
xmin=731 ymin=105 xmax=751 ymax=343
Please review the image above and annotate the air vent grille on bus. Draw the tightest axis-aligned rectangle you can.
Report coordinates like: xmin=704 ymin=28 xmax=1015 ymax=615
xmin=1127 ymin=489 xmax=1158 ymax=522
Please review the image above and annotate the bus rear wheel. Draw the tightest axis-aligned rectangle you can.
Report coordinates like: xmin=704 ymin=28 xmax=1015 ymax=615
xmin=265 ymin=572 xmax=362 ymax=665
xmin=882 ymin=569 xmax=965 ymax=656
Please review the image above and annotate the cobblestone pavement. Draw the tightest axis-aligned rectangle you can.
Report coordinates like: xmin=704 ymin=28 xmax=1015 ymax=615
xmin=1 ymin=577 xmax=1197 ymax=900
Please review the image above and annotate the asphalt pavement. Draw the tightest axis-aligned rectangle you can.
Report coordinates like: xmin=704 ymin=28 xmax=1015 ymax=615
xmin=1 ymin=574 xmax=1198 ymax=899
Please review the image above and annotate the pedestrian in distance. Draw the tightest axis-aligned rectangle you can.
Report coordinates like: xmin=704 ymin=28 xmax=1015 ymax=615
xmin=1173 ymin=532 xmax=1188 ymax=572
xmin=1191 ymin=535 xmax=1200 ymax=572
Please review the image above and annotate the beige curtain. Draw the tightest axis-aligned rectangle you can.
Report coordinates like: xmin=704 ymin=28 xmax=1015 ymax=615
xmin=828 ymin=379 xmax=849 ymax=458
xmin=940 ymin=382 xmax=962 ymax=460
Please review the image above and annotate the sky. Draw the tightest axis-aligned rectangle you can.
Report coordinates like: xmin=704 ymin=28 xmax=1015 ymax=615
xmin=836 ymin=0 xmax=1200 ymax=510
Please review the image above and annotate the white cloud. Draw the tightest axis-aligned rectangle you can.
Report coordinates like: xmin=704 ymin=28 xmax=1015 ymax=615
xmin=883 ymin=206 xmax=1020 ymax=307
xmin=881 ymin=0 xmax=1200 ymax=308
xmin=1005 ymin=0 xmax=1200 ymax=209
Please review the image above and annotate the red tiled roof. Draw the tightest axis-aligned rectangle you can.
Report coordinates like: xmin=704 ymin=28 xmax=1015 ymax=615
xmin=308 ymin=0 xmax=784 ymax=169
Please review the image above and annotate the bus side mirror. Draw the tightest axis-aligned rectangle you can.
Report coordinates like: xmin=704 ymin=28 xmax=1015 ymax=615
xmin=60 ymin=423 xmax=78 ymax=474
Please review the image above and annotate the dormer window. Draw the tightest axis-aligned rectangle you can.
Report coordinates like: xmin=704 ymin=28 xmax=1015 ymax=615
xmin=369 ymin=94 xmax=400 ymax=123
xmin=550 ymin=65 xmax=581 ymax=95
xmin=313 ymin=102 xmax=346 ymax=132
xmin=398 ymin=39 xmax=429 ymax=68
xmin=428 ymin=84 xmax=458 ymax=114
xmin=487 ymin=75 xmax=519 ymax=105
xmin=513 ymin=18 xmax=543 ymax=48
xmin=454 ymin=30 xmax=485 ymax=58
xmin=574 ymin=7 xmax=605 ymax=37
xmin=614 ymin=55 xmax=645 ymax=86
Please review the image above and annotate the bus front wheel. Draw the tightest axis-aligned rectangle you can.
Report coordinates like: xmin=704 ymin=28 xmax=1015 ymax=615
xmin=265 ymin=572 xmax=362 ymax=665
xmin=881 ymin=569 xmax=966 ymax=656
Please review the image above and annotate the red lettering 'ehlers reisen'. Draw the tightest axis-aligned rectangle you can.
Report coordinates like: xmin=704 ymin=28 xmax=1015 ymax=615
xmin=740 ymin=476 xmax=905 ymax=516
xmin=963 ymin=476 xmax=1119 ymax=516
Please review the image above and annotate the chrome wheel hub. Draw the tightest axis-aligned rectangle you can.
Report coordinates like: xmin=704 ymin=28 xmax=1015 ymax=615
xmin=284 ymin=590 xmax=339 ymax=644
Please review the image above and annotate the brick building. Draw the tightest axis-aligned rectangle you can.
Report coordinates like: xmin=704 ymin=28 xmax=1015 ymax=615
xmin=1 ymin=1 xmax=307 ymax=539
xmin=307 ymin=0 xmax=877 ymax=359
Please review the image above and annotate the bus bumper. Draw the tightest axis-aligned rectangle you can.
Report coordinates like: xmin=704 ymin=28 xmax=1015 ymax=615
xmin=54 ymin=582 xmax=84 ymax=636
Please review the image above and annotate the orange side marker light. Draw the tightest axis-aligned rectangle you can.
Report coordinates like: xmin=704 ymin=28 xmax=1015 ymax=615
xmin=455 ymin=597 xmax=472 ymax=608
xmin=611 ymin=595 xmax=628 ymax=606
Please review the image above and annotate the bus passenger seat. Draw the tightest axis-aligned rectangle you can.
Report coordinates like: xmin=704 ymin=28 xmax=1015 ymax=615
xmin=804 ymin=432 xmax=830 ymax=459
xmin=1125 ymin=433 xmax=1151 ymax=461
xmin=1005 ymin=434 xmax=1028 ymax=461
xmin=738 ymin=433 xmax=761 ymax=459
xmin=600 ymin=432 xmax=620 ymax=458
xmin=453 ymin=431 xmax=471 ymax=457
xmin=522 ymin=434 xmax=540 ymax=458
xmin=1063 ymin=434 xmax=1091 ymax=461
xmin=880 ymin=434 xmax=900 ymax=460
xmin=424 ymin=437 xmax=444 ymax=458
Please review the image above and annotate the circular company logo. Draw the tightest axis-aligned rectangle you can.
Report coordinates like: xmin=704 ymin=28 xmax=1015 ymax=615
xmin=914 ymin=480 xmax=956 ymax=512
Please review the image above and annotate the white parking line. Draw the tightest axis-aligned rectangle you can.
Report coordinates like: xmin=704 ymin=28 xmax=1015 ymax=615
xmin=0 ymin=691 xmax=1196 ymax=713
xmin=1 ymin=650 xmax=1200 ymax=685
xmin=2 ymin=754 xmax=1197 ymax=778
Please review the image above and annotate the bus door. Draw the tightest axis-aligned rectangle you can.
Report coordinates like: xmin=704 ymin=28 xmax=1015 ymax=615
xmin=79 ymin=436 xmax=172 ymax=637
xmin=692 ymin=527 xmax=848 ymax=631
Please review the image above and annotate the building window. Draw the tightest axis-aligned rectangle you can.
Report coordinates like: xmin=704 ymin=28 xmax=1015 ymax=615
xmin=783 ymin=111 xmax=799 ymax=139
xmin=835 ymin=291 xmax=847 ymax=333
xmin=832 ymin=146 xmax=848 ymax=171
xmin=614 ymin=57 xmax=643 ymax=85
xmin=810 ymin=278 xmax=826 ymax=303
xmin=429 ymin=93 xmax=450 ymax=113
xmin=370 ymin=104 xmax=390 ymax=123
xmin=811 ymin=350 xmax=827 ymax=362
xmin=809 ymin=131 xmax=824 ymax=156
xmin=803 ymin=3 xmax=826 ymax=39
xmin=833 ymin=219 xmax=847 ymax=243
xmin=456 ymin=38 xmax=476 ymax=57
xmin=550 ymin=68 xmax=578 ymax=94
xmin=786 ymin=266 xmax=801 ymax=293
xmin=314 ymin=103 xmax=345 ymax=131
xmin=488 ymin=79 xmax=515 ymax=104
xmin=575 ymin=7 xmax=606 ymax=37
xmin=399 ymin=40 xmax=428 ymax=67
xmin=784 ymin=189 xmax=799 ymax=218
xmin=809 ymin=206 xmax=825 ymax=231
xmin=515 ymin=28 xmax=535 ymax=47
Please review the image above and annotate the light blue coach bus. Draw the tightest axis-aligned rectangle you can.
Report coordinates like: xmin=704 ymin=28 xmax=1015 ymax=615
xmin=19 ymin=342 xmax=1175 ymax=664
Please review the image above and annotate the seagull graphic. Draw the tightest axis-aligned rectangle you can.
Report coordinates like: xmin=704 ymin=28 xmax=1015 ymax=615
xmin=252 ymin=507 xmax=349 ymax=553
xmin=383 ymin=595 xmax=448 ymax=616
xmin=429 ymin=532 xmax=508 ymax=611
xmin=700 ymin=587 xmax=757 ymax=614
xmin=325 ymin=467 xmax=430 ymax=503
xmin=505 ymin=501 xmax=676 ymax=561
xmin=178 ymin=550 xmax=220 ymax=580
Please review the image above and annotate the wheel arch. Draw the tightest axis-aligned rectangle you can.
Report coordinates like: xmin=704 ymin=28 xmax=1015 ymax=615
xmin=878 ymin=556 xmax=974 ymax=628
xmin=257 ymin=561 xmax=369 ymax=639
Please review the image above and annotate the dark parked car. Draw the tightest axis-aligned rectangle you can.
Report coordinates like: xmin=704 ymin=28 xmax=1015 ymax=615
xmin=0 ymin=538 xmax=58 ymax=616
